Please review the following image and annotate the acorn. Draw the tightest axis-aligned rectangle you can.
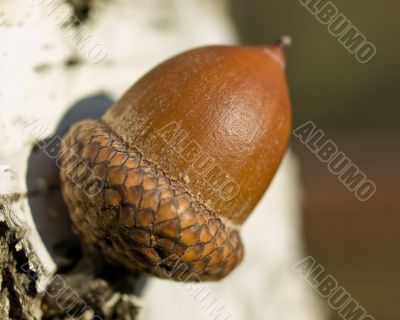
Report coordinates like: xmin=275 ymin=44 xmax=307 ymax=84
xmin=59 ymin=38 xmax=292 ymax=281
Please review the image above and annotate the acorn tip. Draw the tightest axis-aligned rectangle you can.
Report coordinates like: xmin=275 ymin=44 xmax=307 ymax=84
xmin=276 ymin=35 xmax=292 ymax=49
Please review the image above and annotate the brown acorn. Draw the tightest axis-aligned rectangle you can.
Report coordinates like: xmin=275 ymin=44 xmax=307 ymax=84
xmin=60 ymin=39 xmax=292 ymax=281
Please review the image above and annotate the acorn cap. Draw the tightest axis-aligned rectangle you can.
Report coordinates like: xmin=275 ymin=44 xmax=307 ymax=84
xmin=103 ymin=44 xmax=292 ymax=226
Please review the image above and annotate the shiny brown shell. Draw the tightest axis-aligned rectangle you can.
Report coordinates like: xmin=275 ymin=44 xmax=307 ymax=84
xmin=103 ymin=45 xmax=291 ymax=225
xmin=60 ymin=44 xmax=291 ymax=281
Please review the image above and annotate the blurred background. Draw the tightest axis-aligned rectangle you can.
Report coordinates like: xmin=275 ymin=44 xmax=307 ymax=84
xmin=230 ymin=1 xmax=399 ymax=319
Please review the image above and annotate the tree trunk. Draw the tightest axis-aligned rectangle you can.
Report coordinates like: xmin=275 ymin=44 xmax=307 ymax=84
xmin=0 ymin=0 xmax=324 ymax=319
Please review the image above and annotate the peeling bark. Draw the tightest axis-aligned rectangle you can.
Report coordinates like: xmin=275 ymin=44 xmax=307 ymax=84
xmin=41 ymin=258 xmax=142 ymax=320
xmin=0 ymin=193 xmax=142 ymax=320
xmin=0 ymin=197 xmax=43 ymax=320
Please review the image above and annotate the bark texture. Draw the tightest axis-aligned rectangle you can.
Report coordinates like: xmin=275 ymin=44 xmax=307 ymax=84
xmin=0 ymin=196 xmax=43 ymax=320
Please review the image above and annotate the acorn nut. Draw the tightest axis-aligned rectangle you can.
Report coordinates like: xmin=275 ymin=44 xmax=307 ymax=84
xmin=60 ymin=40 xmax=292 ymax=281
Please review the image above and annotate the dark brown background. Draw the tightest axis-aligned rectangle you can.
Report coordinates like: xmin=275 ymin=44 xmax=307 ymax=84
xmin=230 ymin=0 xmax=399 ymax=319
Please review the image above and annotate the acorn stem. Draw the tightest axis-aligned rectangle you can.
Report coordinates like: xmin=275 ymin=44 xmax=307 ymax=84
xmin=275 ymin=35 xmax=292 ymax=49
